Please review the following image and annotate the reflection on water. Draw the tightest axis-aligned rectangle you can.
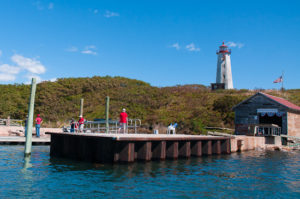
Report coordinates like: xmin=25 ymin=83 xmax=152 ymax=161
xmin=0 ymin=146 xmax=299 ymax=198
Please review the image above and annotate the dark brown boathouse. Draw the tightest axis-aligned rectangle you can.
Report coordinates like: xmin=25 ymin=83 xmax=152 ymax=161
xmin=233 ymin=92 xmax=300 ymax=137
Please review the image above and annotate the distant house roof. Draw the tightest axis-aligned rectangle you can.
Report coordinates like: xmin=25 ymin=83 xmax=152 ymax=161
xmin=233 ymin=92 xmax=300 ymax=112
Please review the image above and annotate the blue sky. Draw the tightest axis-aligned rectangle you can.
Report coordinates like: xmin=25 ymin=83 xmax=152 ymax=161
xmin=0 ymin=0 xmax=299 ymax=89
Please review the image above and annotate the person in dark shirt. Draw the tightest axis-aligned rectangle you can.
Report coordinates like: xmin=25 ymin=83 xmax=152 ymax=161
xmin=70 ymin=118 xmax=75 ymax=133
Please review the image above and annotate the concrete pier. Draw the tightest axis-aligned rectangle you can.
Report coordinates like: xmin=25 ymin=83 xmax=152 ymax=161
xmin=47 ymin=132 xmax=231 ymax=163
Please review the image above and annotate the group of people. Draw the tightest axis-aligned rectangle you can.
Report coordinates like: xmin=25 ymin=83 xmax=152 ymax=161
xmin=24 ymin=108 xmax=128 ymax=136
xmin=69 ymin=115 xmax=85 ymax=133
xmin=68 ymin=108 xmax=128 ymax=133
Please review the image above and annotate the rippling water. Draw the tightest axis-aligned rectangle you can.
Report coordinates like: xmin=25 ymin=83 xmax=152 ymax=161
xmin=0 ymin=146 xmax=299 ymax=198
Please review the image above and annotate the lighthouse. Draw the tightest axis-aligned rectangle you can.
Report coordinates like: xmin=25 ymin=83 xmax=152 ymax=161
xmin=211 ymin=42 xmax=234 ymax=90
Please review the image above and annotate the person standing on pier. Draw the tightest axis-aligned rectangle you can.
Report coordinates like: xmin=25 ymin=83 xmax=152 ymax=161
xmin=118 ymin=108 xmax=128 ymax=134
xmin=35 ymin=114 xmax=43 ymax=138
xmin=78 ymin=115 xmax=85 ymax=133
xmin=70 ymin=118 xmax=75 ymax=133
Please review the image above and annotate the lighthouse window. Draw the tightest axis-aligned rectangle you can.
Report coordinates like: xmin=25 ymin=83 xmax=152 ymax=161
xmin=223 ymin=75 xmax=226 ymax=79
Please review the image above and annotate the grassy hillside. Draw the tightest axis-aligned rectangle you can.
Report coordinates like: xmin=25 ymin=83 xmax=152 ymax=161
xmin=0 ymin=76 xmax=299 ymax=134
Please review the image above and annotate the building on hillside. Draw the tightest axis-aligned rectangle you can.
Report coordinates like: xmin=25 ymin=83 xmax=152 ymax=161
xmin=233 ymin=92 xmax=300 ymax=139
xmin=211 ymin=42 xmax=234 ymax=90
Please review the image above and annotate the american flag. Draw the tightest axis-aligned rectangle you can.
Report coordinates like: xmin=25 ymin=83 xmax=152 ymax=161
xmin=273 ymin=76 xmax=283 ymax=83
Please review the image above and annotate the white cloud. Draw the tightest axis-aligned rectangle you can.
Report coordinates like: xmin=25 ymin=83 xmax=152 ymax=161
xmin=170 ymin=43 xmax=180 ymax=50
xmin=67 ymin=45 xmax=97 ymax=55
xmin=0 ymin=64 xmax=21 ymax=74
xmin=0 ymin=73 xmax=16 ymax=81
xmin=186 ymin=43 xmax=200 ymax=52
xmin=94 ymin=9 xmax=99 ymax=14
xmin=48 ymin=3 xmax=54 ymax=10
xmin=11 ymin=54 xmax=46 ymax=74
xmin=81 ymin=50 xmax=97 ymax=55
xmin=49 ymin=78 xmax=57 ymax=82
xmin=85 ymin=45 xmax=96 ymax=49
xmin=34 ymin=1 xmax=54 ymax=10
xmin=226 ymin=41 xmax=244 ymax=48
xmin=66 ymin=46 xmax=78 ymax=52
xmin=104 ymin=10 xmax=120 ymax=18
xmin=81 ymin=46 xmax=97 ymax=55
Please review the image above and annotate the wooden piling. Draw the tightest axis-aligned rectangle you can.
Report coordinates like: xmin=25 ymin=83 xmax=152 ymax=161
xmin=152 ymin=141 xmax=166 ymax=160
xmin=221 ymin=139 xmax=231 ymax=154
xmin=24 ymin=78 xmax=37 ymax=157
xmin=116 ymin=142 xmax=135 ymax=162
xmin=212 ymin=140 xmax=221 ymax=154
xmin=166 ymin=141 xmax=179 ymax=159
xmin=191 ymin=141 xmax=202 ymax=157
xmin=136 ymin=141 xmax=152 ymax=161
xmin=202 ymin=140 xmax=212 ymax=155
xmin=179 ymin=141 xmax=191 ymax=158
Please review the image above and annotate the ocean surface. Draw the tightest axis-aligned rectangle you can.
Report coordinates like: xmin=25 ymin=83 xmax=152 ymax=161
xmin=0 ymin=146 xmax=299 ymax=198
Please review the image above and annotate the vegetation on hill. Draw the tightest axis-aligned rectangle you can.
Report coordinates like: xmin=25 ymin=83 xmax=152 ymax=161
xmin=0 ymin=76 xmax=299 ymax=134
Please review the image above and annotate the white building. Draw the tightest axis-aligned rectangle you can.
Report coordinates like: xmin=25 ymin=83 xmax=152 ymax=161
xmin=212 ymin=42 xmax=234 ymax=89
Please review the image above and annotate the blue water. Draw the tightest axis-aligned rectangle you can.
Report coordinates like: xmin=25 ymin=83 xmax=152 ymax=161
xmin=0 ymin=146 xmax=299 ymax=198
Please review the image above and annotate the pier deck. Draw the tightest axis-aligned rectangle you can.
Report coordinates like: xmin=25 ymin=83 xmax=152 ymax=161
xmin=47 ymin=132 xmax=231 ymax=163
xmin=0 ymin=136 xmax=50 ymax=145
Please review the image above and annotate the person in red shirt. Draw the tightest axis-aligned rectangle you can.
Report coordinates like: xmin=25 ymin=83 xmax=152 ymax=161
xmin=35 ymin=114 xmax=43 ymax=138
xmin=78 ymin=115 xmax=85 ymax=133
xmin=118 ymin=108 xmax=128 ymax=134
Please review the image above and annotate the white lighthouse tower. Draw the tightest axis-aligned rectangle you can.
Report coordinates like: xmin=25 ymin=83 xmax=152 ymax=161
xmin=215 ymin=42 xmax=234 ymax=89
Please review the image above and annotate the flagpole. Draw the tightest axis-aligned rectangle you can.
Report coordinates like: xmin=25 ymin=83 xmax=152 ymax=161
xmin=281 ymin=71 xmax=284 ymax=92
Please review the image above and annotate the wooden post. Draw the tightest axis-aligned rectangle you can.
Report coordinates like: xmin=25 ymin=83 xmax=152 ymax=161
xmin=179 ymin=141 xmax=191 ymax=158
xmin=136 ymin=142 xmax=152 ymax=161
xmin=202 ymin=140 xmax=212 ymax=155
xmin=152 ymin=141 xmax=166 ymax=160
xmin=212 ymin=140 xmax=221 ymax=154
xmin=24 ymin=78 xmax=37 ymax=157
xmin=116 ymin=142 xmax=135 ymax=162
xmin=166 ymin=141 xmax=178 ymax=159
xmin=105 ymin=96 xmax=109 ymax=134
xmin=221 ymin=139 xmax=231 ymax=154
xmin=80 ymin=98 xmax=84 ymax=116
xmin=191 ymin=141 xmax=202 ymax=157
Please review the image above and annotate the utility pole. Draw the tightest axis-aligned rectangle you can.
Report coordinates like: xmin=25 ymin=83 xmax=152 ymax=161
xmin=24 ymin=78 xmax=37 ymax=157
xmin=105 ymin=96 xmax=110 ymax=134
xmin=80 ymin=98 xmax=84 ymax=116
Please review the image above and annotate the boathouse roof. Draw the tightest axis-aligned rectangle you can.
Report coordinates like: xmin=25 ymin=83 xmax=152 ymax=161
xmin=233 ymin=92 xmax=300 ymax=113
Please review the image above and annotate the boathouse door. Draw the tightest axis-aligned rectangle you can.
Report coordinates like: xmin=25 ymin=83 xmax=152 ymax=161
xmin=259 ymin=113 xmax=282 ymax=127
xmin=257 ymin=109 xmax=283 ymax=127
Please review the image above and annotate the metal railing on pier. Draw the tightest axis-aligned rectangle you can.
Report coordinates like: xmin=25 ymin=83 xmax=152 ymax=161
xmin=75 ymin=118 xmax=141 ymax=134
xmin=0 ymin=119 xmax=23 ymax=127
